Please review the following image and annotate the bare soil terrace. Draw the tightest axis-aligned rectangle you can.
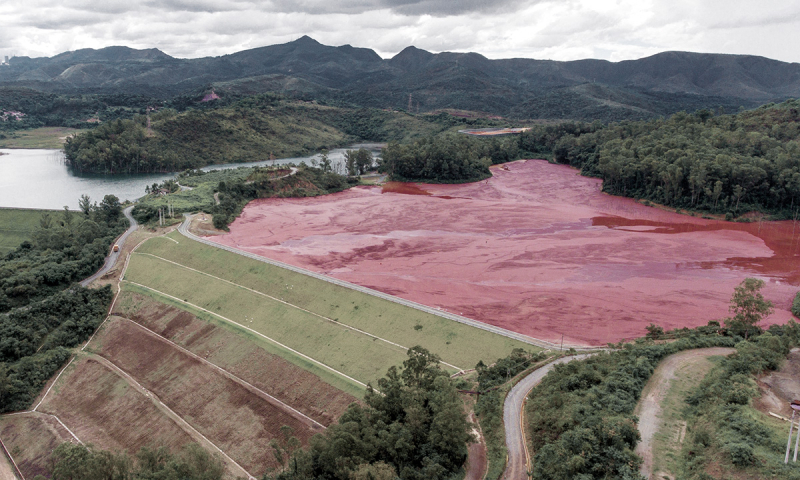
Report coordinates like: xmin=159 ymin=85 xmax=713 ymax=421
xmin=209 ymin=159 xmax=800 ymax=346
xmin=114 ymin=291 xmax=357 ymax=426
xmin=0 ymin=413 xmax=77 ymax=479
xmin=87 ymin=316 xmax=321 ymax=474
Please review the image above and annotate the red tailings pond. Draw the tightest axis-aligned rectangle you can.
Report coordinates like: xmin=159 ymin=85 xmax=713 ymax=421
xmin=208 ymin=160 xmax=800 ymax=346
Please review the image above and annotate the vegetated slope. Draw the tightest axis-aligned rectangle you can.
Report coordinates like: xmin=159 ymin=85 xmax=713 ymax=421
xmin=2 ymin=37 xmax=798 ymax=121
xmin=36 ymin=355 xmax=196 ymax=459
xmin=62 ymin=95 xmax=461 ymax=174
xmin=550 ymin=99 xmax=800 ymax=218
xmin=114 ymin=291 xmax=357 ymax=425
xmin=678 ymin=334 xmax=800 ymax=479
xmin=0 ymin=413 xmax=77 ymax=479
xmin=0 ymin=208 xmax=57 ymax=255
xmin=88 ymin=316 xmax=319 ymax=474
xmin=127 ymin=233 xmax=535 ymax=378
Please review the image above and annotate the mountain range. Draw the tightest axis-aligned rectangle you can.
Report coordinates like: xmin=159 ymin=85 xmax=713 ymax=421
xmin=2 ymin=36 xmax=799 ymax=121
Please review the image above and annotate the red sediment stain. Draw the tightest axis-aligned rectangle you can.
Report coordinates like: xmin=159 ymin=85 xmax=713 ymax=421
xmin=381 ymin=182 xmax=431 ymax=195
xmin=207 ymin=159 xmax=800 ymax=347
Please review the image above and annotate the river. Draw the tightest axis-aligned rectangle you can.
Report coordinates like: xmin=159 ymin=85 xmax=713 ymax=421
xmin=0 ymin=145 xmax=380 ymax=210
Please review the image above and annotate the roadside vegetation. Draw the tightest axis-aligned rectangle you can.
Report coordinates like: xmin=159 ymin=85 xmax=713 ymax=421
xmin=525 ymin=278 xmax=789 ymax=480
xmin=44 ymin=443 xmax=225 ymax=480
xmin=0 ymin=197 xmax=124 ymax=413
xmin=792 ymin=291 xmax=800 ymax=318
xmin=678 ymin=330 xmax=800 ymax=479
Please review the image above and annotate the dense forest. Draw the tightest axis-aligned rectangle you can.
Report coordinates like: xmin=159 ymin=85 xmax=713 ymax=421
xmin=379 ymin=133 xmax=520 ymax=183
xmin=0 ymin=196 xmax=124 ymax=413
xmin=265 ymin=347 xmax=471 ymax=480
xmin=551 ymin=100 xmax=800 ymax=218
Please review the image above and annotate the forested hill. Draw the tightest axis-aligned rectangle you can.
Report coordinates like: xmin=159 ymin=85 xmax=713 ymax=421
xmin=550 ymin=99 xmax=800 ymax=217
xmin=62 ymin=95 xmax=473 ymax=173
xmin=2 ymin=37 xmax=800 ymax=121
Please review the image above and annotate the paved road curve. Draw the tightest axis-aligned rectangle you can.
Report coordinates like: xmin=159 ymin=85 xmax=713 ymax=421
xmin=176 ymin=214 xmax=597 ymax=351
xmin=80 ymin=205 xmax=138 ymax=287
xmin=502 ymin=354 xmax=594 ymax=480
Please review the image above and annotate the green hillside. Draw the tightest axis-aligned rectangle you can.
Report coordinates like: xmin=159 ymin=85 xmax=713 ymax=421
xmin=62 ymin=95 xmax=477 ymax=174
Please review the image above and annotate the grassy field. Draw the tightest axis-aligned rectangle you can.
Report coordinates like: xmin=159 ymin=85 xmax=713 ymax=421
xmin=0 ymin=208 xmax=57 ymax=254
xmin=125 ymin=232 xmax=536 ymax=386
xmin=0 ymin=127 xmax=80 ymax=149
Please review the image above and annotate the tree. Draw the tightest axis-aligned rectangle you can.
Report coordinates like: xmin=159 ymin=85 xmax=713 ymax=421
xmin=98 ymin=195 xmax=122 ymax=224
xmin=78 ymin=194 xmax=92 ymax=215
xmin=725 ymin=278 xmax=774 ymax=339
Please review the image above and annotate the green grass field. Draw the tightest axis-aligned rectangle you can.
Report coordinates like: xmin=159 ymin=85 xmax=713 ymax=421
xmin=0 ymin=208 xmax=56 ymax=254
xmin=124 ymin=232 xmax=536 ymax=387
xmin=0 ymin=127 xmax=81 ymax=149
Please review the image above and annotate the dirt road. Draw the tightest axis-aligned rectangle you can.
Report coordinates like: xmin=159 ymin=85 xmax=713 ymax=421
xmin=465 ymin=411 xmax=487 ymax=480
xmin=635 ymin=347 xmax=735 ymax=479
xmin=502 ymin=355 xmax=593 ymax=480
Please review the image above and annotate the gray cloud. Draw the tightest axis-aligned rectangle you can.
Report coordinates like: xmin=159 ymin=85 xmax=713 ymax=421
xmin=0 ymin=0 xmax=796 ymax=63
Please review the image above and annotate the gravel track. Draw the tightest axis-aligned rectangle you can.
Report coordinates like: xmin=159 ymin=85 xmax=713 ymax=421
xmin=634 ymin=347 xmax=735 ymax=479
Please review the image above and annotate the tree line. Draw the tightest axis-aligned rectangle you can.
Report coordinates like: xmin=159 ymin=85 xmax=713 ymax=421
xmin=549 ymin=100 xmax=800 ymax=218
xmin=378 ymin=133 xmax=521 ymax=183
xmin=0 ymin=195 xmax=123 ymax=413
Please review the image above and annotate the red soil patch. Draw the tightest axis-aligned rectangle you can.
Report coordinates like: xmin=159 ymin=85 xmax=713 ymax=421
xmin=92 ymin=317 xmax=320 ymax=475
xmin=0 ymin=413 xmax=76 ymax=479
xmin=114 ymin=292 xmax=357 ymax=425
xmin=208 ymin=159 xmax=800 ymax=346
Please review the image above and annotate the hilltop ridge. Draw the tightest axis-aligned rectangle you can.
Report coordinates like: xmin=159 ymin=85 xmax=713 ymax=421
xmin=1 ymin=37 xmax=799 ymax=120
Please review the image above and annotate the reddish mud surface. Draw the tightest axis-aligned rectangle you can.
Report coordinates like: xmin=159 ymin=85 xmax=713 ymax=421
xmin=208 ymin=160 xmax=800 ymax=346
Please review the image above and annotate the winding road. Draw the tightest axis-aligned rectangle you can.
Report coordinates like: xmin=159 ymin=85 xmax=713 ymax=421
xmin=80 ymin=205 xmax=138 ymax=287
xmin=502 ymin=355 xmax=593 ymax=480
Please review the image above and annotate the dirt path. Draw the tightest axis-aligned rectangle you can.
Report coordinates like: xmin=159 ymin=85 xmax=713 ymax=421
xmin=80 ymin=205 xmax=137 ymax=287
xmin=465 ymin=411 xmax=487 ymax=480
xmin=0 ymin=447 xmax=20 ymax=480
xmin=635 ymin=347 xmax=735 ymax=480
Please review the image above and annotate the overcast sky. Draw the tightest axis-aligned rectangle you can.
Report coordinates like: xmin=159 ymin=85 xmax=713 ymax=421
xmin=1 ymin=0 xmax=798 ymax=63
